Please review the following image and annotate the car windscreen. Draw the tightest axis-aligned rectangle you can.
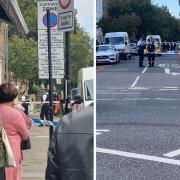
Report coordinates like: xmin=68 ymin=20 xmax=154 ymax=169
xmin=105 ymin=37 xmax=124 ymax=45
xmin=153 ymin=38 xmax=160 ymax=43
xmin=84 ymin=80 xmax=94 ymax=101
xmin=97 ymin=46 xmax=110 ymax=51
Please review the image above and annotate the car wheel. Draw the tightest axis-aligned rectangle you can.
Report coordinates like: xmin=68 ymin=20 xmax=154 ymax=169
xmin=116 ymin=55 xmax=119 ymax=63
xmin=128 ymin=54 xmax=132 ymax=60
xmin=124 ymin=53 xmax=128 ymax=60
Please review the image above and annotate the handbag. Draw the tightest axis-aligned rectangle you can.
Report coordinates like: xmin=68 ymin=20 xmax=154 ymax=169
xmin=0 ymin=121 xmax=16 ymax=167
xmin=21 ymin=136 xmax=31 ymax=150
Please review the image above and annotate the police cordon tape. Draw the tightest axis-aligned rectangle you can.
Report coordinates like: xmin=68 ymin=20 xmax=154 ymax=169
xmin=144 ymin=51 xmax=179 ymax=55
xmin=22 ymin=101 xmax=60 ymax=104
xmin=32 ymin=118 xmax=59 ymax=126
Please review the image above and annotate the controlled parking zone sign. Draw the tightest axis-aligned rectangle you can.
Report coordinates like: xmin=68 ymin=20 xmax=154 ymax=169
xmin=38 ymin=0 xmax=64 ymax=79
xmin=58 ymin=0 xmax=74 ymax=32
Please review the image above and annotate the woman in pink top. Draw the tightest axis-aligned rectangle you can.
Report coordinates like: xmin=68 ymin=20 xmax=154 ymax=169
xmin=0 ymin=83 xmax=29 ymax=180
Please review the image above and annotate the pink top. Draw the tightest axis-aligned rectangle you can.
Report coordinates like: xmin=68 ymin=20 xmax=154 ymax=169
xmin=13 ymin=105 xmax=33 ymax=129
xmin=0 ymin=104 xmax=29 ymax=180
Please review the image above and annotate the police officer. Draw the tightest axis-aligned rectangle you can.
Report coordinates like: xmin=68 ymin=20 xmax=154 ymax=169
xmin=137 ymin=36 xmax=146 ymax=67
xmin=147 ymin=37 xmax=156 ymax=67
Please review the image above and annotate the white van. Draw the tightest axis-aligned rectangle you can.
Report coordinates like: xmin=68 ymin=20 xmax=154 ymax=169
xmin=104 ymin=32 xmax=131 ymax=60
xmin=77 ymin=67 xmax=94 ymax=107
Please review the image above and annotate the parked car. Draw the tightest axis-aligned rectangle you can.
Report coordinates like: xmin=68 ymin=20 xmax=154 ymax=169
xmin=130 ymin=42 xmax=138 ymax=56
xmin=96 ymin=45 xmax=119 ymax=64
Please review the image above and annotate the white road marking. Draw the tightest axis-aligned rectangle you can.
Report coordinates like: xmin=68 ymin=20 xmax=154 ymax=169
xmin=164 ymin=87 xmax=179 ymax=89
xmin=96 ymin=147 xmax=180 ymax=166
xmin=164 ymin=149 xmax=180 ymax=158
xmin=165 ymin=68 xmax=170 ymax=74
xmin=158 ymin=89 xmax=178 ymax=91
xmin=96 ymin=132 xmax=102 ymax=136
xmin=172 ymin=72 xmax=180 ymax=76
xmin=96 ymin=129 xmax=109 ymax=136
xmin=96 ymin=129 xmax=109 ymax=132
xmin=130 ymin=76 xmax=140 ymax=88
xmin=155 ymin=98 xmax=180 ymax=100
xmin=129 ymin=87 xmax=150 ymax=90
xmin=141 ymin=67 xmax=148 ymax=74
xmin=164 ymin=68 xmax=180 ymax=76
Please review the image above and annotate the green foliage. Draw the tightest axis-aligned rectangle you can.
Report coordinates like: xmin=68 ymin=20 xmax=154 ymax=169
xmin=70 ymin=28 xmax=93 ymax=86
xmin=98 ymin=0 xmax=180 ymax=41
xmin=31 ymin=84 xmax=42 ymax=95
xmin=9 ymin=35 xmax=38 ymax=83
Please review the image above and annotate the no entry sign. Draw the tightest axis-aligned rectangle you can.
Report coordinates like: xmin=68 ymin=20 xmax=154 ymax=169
xmin=58 ymin=0 xmax=74 ymax=32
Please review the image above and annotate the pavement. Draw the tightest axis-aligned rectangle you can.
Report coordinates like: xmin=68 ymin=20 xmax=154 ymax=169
xmin=97 ymin=55 xmax=180 ymax=180
xmin=22 ymin=123 xmax=50 ymax=180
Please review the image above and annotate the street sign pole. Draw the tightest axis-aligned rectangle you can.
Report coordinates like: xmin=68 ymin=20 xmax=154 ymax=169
xmin=65 ymin=31 xmax=71 ymax=114
xmin=47 ymin=8 xmax=54 ymax=140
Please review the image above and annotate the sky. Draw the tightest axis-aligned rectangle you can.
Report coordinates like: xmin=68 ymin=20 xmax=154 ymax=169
xmin=74 ymin=0 xmax=94 ymax=38
xmin=152 ymin=0 xmax=179 ymax=18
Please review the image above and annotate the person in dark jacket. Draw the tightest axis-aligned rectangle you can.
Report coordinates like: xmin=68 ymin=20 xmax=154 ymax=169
xmin=147 ymin=38 xmax=156 ymax=67
xmin=137 ymin=36 xmax=146 ymax=67
xmin=46 ymin=103 xmax=94 ymax=180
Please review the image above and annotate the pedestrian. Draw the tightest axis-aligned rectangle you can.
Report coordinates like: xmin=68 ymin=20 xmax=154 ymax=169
xmin=0 ymin=83 xmax=29 ymax=180
xmin=166 ymin=42 xmax=170 ymax=51
xmin=170 ymin=41 xmax=174 ymax=51
xmin=173 ymin=41 xmax=176 ymax=51
xmin=40 ymin=89 xmax=50 ymax=122
xmin=137 ymin=36 xmax=146 ymax=67
xmin=162 ymin=41 xmax=166 ymax=52
xmin=46 ymin=103 xmax=94 ymax=180
xmin=21 ymin=90 xmax=29 ymax=116
xmin=72 ymin=95 xmax=82 ymax=111
xmin=147 ymin=37 xmax=156 ymax=67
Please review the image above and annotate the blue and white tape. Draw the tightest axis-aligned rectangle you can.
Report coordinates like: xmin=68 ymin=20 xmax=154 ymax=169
xmin=33 ymin=118 xmax=59 ymax=126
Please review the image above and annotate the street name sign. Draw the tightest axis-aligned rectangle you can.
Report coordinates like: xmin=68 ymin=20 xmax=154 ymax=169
xmin=58 ymin=0 xmax=74 ymax=32
xmin=38 ymin=0 xmax=64 ymax=79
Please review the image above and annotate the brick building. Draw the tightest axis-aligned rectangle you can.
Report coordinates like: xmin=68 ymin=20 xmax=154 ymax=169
xmin=0 ymin=0 xmax=29 ymax=84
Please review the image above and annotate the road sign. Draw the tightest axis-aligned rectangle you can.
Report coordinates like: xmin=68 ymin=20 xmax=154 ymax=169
xmin=38 ymin=0 xmax=64 ymax=79
xmin=58 ymin=0 xmax=74 ymax=32
xmin=43 ymin=12 xmax=57 ymax=28
xmin=59 ymin=0 xmax=72 ymax=10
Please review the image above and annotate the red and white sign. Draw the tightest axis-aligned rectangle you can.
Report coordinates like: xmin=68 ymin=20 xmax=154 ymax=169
xmin=58 ymin=0 xmax=74 ymax=32
xmin=59 ymin=0 xmax=72 ymax=10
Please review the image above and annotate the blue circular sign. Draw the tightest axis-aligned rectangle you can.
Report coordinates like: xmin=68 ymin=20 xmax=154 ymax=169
xmin=43 ymin=12 xmax=57 ymax=28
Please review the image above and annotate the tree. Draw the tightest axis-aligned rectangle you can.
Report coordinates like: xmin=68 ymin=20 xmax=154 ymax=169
xmin=70 ymin=27 xmax=93 ymax=87
xmin=98 ymin=0 xmax=180 ymax=41
xmin=8 ymin=35 xmax=38 ymax=85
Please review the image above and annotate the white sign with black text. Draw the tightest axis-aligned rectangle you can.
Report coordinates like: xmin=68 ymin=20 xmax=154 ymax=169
xmin=58 ymin=0 xmax=74 ymax=32
xmin=38 ymin=0 xmax=64 ymax=79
